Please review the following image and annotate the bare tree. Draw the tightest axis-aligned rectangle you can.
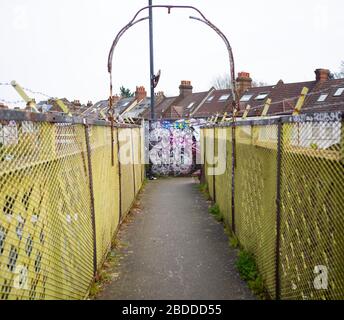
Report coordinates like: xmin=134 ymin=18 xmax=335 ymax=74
xmin=211 ymin=73 xmax=268 ymax=90
xmin=211 ymin=73 xmax=231 ymax=90
xmin=252 ymin=80 xmax=269 ymax=87
xmin=332 ymin=61 xmax=344 ymax=79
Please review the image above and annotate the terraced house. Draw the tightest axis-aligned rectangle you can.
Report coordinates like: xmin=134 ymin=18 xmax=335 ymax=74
xmin=94 ymin=68 xmax=344 ymax=121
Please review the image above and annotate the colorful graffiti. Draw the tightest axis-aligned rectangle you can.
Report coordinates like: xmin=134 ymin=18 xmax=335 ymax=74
xmin=146 ymin=119 xmax=206 ymax=176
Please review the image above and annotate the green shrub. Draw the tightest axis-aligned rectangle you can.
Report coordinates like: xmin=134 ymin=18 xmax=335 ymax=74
xmin=236 ymin=251 xmax=258 ymax=281
xmin=209 ymin=204 xmax=223 ymax=222
xmin=198 ymin=183 xmax=208 ymax=193
xmin=198 ymin=183 xmax=211 ymax=200
xmin=310 ymin=143 xmax=318 ymax=150
xmin=236 ymin=250 xmax=266 ymax=298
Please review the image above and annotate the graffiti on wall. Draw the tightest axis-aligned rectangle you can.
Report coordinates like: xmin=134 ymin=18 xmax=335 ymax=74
xmin=147 ymin=119 xmax=206 ymax=176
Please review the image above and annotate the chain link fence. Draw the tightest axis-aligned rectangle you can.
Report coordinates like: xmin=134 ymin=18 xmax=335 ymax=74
xmin=202 ymin=112 xmax=344 ymax=300
xmin=0 ymin=110 xmax=144 ymax=300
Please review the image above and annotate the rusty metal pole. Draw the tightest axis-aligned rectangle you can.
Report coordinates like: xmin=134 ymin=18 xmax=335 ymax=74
xmin=148 ymin=0 xmax=155 ymax=179
xmin=116 ymin=127 xmax=123 ymax=221
xmin=84 ymin=122 xmax=98 ymax=276
xmin=275 ymin=119 xmax=283 ymax=300
xmin=213 ymin=126 xmax=216 ymax=202
xmin=149 ymin=0 xmax=155 ymax=121
xmin=131 ymin=128 xmax=137 ymax=195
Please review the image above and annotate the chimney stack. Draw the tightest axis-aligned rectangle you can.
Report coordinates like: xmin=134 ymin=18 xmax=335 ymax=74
xmin=135 ymin=86 xmax=147 ymax=102
xmin=179 ymin=80 xmax=193 ymax=97
xmin=72 ymin=100 xmax=81 ymax=107
xmin=315 ymin=69 xmax=330 ymax=82
xmin=236 ymin=72 xmax=252 ymax=97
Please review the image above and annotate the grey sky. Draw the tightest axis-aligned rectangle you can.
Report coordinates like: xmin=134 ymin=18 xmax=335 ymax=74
xmin=0 ymin=0 xmax=343 ymax=107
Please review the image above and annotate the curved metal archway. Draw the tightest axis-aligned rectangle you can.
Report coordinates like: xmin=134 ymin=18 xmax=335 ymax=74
xmin=106 ymin=4 xmax=239 ymax=177
xmin=107 ymin=5 xmax=238 ymax=119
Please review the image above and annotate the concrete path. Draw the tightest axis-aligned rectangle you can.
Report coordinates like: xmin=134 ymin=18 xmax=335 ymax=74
xmin=97 ymin=177 xmax=254 ymax=300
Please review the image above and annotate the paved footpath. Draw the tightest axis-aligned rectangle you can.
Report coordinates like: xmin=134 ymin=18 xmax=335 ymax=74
xmin=97 ymin=177 xmax=254 ymax=300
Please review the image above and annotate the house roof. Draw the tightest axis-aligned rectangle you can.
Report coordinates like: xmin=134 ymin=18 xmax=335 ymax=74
xmin=0 ymin=103 xmax=9 ymax=109
xmin=124 ymin=98 xmax=151 ymax=118
xmin=85 ymin=96 xmax=133 ymax=119
xmin=193 ymin=89 xmax=234 ymax=118
xmin=116 ymin=97 xmax=136 ymax=115
xmin=302 ymin=78 xmax=344 ymax=114
xmin=237 ymin=85 xmax=274 ymax=117
xmin=37 ymin=98 xmax=80 ymax=114
xmin=177 ymin=91 xmax=210 ymax=117
xmin=39 ymin=72 xmax=344 ymax=122
xmin=123 ymin=94 xmax=165 ymax=119
xmin=236 ymin=78 xmax=344 ymax=117
xmin=149 ymin=96 xmax=178 ymax=119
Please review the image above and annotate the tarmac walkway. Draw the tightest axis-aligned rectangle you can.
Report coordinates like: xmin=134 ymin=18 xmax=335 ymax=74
xmin=97 ymin=177 xmax=254 ymax=300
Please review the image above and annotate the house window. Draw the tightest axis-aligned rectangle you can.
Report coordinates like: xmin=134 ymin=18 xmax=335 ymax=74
xmin=240 ymin=94 xmax=253 ymax=102
xmin=334 ymin=88 xmax=344 ymax=97
xmin=255 ymin=93 xmax=269 ymax=100
xmin=219 ymin=94 xmax=230 ymax=101
xmin=317 ymin=94 xmax=328 ymax=102
xmin=206 ymin=96 xmax=214 ymax=102
xmin=187 ymin=102 xmax=195 ymax=109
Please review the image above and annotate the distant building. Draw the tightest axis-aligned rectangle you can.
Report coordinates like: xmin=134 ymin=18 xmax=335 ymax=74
xmin=32 ymin=67 xmax=343 ymax=121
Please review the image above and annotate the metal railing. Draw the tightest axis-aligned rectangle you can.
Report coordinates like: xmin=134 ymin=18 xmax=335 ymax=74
xmin=201 ymin=111 xmax=344 ymax=300
xmin=0 ymin=109 xmax=144 ymax=300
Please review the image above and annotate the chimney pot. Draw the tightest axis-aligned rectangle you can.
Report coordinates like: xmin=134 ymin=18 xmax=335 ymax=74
xmin=238 ymin=72 xmax=250 ymax=79
xmin=135 ymin=85 xmax=147 ymax=101
xmin=236 ymin=71 xmax=252 ymax=97
xmin=179 ymin=80 xmax=193 ymax=97
xmin=315 ymin=69 xmax=330 ymax=82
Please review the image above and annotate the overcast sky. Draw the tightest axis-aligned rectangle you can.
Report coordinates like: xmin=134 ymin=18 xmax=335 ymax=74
xmin=0 ymin=0 xmax=343 ymax=106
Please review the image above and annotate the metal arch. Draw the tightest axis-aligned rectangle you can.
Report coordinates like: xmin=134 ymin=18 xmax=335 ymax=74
xmin=189 ymin=16 xmax=237 ymax=107
xmin=107 ymin=16 xmax=149 ymax=108
xmin=108 ymin=16 xmax=149 ymax=76
xmin=108 ymin=5 xmax=208 ymax=75
xmin=107 ymin=5 xmax=238 ymax=115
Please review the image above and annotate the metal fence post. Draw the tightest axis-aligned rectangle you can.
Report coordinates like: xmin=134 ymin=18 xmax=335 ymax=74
xmin=116 ymin=127 xmax=123 ymax=221
xmin=200 ymin=128 xmax=206 ymax=184
xmin=213 ymin=126 xmax=216 ymax=202
xmin=275 ymin=119 xmax=283 ymax=300
xmin=131 ymin=128 xmax=137 ymax=196
xmin=84 ymin=123 xmax=97 ymax=276
xmin=140 ymin=120 xmax=145 ymax=184
xmin=340 ymin=115 xmax=344 ymax=163
xmin=231 ymin=124 xmax=236 ymax=233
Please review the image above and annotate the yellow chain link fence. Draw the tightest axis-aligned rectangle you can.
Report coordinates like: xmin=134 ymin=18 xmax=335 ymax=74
xmin=202 ymin=112 xmax=344 ymax=300
xmin=0 ymin=111 xmax=144 ymax=300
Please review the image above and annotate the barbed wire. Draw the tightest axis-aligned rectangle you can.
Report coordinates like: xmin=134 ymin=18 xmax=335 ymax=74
xmin=0 ymin=81 xmax=54 ymax=104
xmin=0 ymin=98 xmax=24 ymax=105
xmin=22 ymin=86 xmax=52 ymax=99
